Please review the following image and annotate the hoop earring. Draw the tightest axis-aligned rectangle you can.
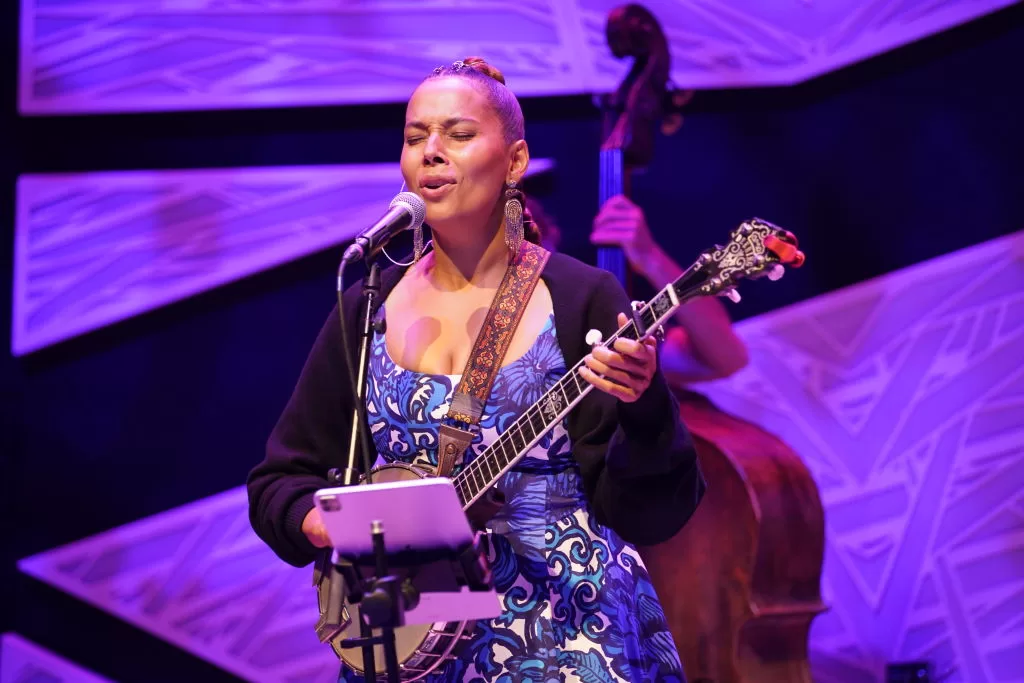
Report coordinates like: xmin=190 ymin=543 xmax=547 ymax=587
xmin=504 ymin=181 xmax=524 ymax=261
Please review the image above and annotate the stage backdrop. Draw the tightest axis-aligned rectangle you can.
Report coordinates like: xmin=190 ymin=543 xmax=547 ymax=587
xmin=4 ymin=3 xmax=1024 ymax=683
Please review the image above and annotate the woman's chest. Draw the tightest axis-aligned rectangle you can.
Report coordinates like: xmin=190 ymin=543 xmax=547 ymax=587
xmin=383 ymin=281 xmax=554 ymax=376
xmin=366 ymin=312 xmax=573 ymax=475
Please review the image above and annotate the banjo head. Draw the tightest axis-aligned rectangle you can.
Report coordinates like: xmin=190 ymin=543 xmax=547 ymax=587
xmin=325 ymin=462 xmax=476 ymax=680
xmin=335 ymin=618 xmax=475 ymax=680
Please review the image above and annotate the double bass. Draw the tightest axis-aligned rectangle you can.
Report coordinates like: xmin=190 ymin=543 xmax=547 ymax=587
xmin=594 ymin=5 xmax=827 ymax=681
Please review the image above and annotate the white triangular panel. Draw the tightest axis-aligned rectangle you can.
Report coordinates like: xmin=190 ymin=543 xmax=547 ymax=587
xmin=18 ymin=0 xmax=1018 ymax=115
xmin=12 ymin=159 xmax=554 ymax=356
xmin=0 ymin=633 xmax=114 ymax=683
xmin=17 ymin=488 xmax=339 ymax=683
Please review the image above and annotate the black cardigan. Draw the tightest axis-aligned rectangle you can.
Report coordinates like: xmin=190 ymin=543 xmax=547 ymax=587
xmin=247 ymin=252 xmax=706 ymax=567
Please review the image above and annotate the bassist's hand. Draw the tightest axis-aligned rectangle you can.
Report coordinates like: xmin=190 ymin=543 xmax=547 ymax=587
xmin=301 ymin=507 xmax=332 ymax=548
xmin=580 ymin=313 xmax=658 ymax=403
xmin=590 ymin=195 xmax=660 ymax=275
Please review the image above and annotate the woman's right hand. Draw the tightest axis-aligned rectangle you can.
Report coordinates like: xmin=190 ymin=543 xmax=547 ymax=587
xmin=301 ymin=506 xmax=332 ymax=548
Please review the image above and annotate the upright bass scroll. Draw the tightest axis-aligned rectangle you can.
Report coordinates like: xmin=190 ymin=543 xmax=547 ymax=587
xmin=595 ymin=2 xmax=693 ymax=289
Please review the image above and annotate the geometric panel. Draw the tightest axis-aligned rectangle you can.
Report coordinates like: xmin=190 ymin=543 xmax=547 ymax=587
xmin=11 ymin=160 xmax=553 ymax=356
xmin=16 ymin=488 xmax=341 ymax=683
xmin=0 ymin=632 xmax=114 ymax=683
xmin=17 ymin=0 xmax=1018 ymax=116
xmin=17 ymin=231 xmax=1024 ymax=682
xmin=698 ymin=229 xmax=1024 ymax=683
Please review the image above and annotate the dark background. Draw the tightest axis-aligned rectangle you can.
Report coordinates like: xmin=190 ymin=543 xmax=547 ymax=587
xmin=2 ymin=4 xmax=1022 ymax=681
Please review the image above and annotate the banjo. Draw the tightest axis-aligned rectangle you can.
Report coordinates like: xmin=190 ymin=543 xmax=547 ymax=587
xmin=313 ymin=219 xmax=805 ymax=680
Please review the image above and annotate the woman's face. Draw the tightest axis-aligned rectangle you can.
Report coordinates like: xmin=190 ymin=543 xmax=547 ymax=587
xmin=401 ymin=77 xmax=527 ymax=233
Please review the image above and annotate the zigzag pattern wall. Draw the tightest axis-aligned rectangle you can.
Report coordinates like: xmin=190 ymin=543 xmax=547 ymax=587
xmin=13 ymin=3 xmax=1023 ymax=682
xmin=18 ymin=231 xmax=1024 ymax=682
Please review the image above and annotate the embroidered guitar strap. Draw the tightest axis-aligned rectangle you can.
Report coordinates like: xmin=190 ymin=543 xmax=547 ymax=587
xmin=436 ymin=241 xmax=550 ymax=477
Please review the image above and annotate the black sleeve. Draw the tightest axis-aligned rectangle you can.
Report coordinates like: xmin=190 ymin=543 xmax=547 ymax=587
xmin=246 ymin=294 xmax=360 ymax=568
xmin=568 ymin=271 xmax=707 ymax=546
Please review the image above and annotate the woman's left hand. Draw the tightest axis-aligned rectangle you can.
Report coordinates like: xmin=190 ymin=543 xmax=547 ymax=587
xmin=580 ymin=313 xmax=659 ymax=403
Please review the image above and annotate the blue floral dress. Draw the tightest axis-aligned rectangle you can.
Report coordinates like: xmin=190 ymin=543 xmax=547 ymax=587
xmin=344 ymin=308 xmax=686 ymax=683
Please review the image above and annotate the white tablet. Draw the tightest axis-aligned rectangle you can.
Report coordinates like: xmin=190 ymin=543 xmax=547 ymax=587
xmin=314 ymin=477 xmax=474 ymax=559
xmin=313 ymin=477 xmax=501 ymax=626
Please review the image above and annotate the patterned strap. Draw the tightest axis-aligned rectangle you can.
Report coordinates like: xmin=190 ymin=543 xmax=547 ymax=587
xmin=436 ymin=242 xmax=551 ymax=477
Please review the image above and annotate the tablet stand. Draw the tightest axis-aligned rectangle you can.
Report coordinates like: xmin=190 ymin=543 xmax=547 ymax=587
xmin=328 ymin=515 xmax=494 ymax=682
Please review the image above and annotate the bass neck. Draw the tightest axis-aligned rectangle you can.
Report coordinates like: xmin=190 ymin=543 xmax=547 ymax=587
xmin=597 ymin=147 xmax=631 ymax=289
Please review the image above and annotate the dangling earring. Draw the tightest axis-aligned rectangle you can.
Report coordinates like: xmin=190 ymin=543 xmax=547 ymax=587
xmin=412 ymin=223 xmax=425 ymax=262
xmin=397 ymin=178 xmax=427 ymax=264
xmin=504 ymin=181 xmax=524 ymax=261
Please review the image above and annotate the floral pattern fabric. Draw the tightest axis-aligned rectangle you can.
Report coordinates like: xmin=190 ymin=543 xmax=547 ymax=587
xmin=340 ymin=309 xmax=686 ymax=683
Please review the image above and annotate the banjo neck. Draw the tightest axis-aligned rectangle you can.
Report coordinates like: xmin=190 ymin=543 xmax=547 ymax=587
xmin=450 ymin=218 xmax=804 ymax=509
xmin=452 ymin=256 xmax=697 ymax=509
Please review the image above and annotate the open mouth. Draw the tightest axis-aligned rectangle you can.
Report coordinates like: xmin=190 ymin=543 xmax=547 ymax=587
xmin=420 ymin=177 xmax=456 ymax=199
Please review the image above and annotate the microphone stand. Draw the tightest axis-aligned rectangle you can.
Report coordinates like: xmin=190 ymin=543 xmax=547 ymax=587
xmin=337 ymin=257 xmax=382 ymax=485
xmin=317 ymin=197 xmax=424 ymax=680
xmin=327 ymin=254 xmax=385 ymax=679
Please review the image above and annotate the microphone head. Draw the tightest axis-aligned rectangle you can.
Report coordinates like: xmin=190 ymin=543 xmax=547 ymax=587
xmin=390 ymin=191 xmax=427 ymax=229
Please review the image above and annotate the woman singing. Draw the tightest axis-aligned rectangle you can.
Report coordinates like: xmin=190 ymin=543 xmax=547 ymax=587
xmin=247 ymin=57 xmax=705 ymax=682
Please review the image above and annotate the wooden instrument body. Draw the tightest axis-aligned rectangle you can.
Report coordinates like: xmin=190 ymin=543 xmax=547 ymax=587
xmin=638 ymin=390 xmax=826 ymax=682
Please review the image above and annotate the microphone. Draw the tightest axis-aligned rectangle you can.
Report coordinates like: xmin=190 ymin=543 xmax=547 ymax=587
xmin=341 ymin=192 xmax=427 ymax=265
